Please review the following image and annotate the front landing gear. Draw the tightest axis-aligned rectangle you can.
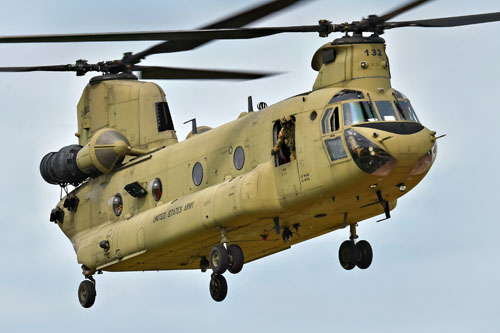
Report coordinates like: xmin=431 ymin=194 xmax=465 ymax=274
xmin=209 ymin=274 xmax=228 ymax=302
xmin=207 ymin=239 xmax=244 ymax=302
xmin=78 ymin=278 xmax=96 ymax=308
xmin=210 ymin=244 xmax=229 ymax=274
xmin=338 ymin=224 xmax=373 ymax=270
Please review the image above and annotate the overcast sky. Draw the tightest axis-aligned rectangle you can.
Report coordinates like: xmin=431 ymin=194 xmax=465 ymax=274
xmin=0 ymin=0 xmax=499 ymax=332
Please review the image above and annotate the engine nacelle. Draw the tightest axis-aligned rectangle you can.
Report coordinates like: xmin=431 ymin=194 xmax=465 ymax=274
xmin=40 ymin=145 xmax=87 ymax=185
xmin=40 ymin=128 xmax=133 ymax=186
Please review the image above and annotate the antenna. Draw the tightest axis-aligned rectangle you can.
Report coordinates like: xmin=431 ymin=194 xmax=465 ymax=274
xmin=248 ymin=96 xmax=254 ymax=112
xmin=183 ymin=118 xmax=198 ymax=135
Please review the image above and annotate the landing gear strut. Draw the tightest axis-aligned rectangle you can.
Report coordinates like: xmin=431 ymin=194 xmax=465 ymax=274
xmin=338 ymin=224 xmax=373 ymax=270
xmin=207 ymin=230 xmax=245 ymax=302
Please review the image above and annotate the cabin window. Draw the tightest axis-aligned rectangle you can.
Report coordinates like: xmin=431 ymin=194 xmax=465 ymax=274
xmin=233 ymin=146 xmax=245 ymax=170
xmin=112 ymin=193 xmax=123 ymax=216
xmin=151 ymin=178 xmax=162 ymax=201
xmin=310 ymin=111 xmax=317 ymax=121
xmin=192 ymin=162 xmax=203 ymax=186
xmin=343 ymin=101 xmax=379 ymax=126
xmin=375 ymin=101 xmax=398 ymax=121
xmin=325 ymin=137 xmax=347 ymax=161
xmin=155 ymin=102 xmax=175 ymax=132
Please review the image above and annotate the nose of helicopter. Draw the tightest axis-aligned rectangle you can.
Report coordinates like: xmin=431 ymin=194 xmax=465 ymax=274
xmin=348 ymin=122 xmax=437 ymax=178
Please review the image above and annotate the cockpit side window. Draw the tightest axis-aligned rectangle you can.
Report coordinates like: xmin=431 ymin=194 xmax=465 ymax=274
xmin=343 ymin=101 xmax=379 ymax=126
xmin=321 ymin=106 xmax=347 ymax=162
xmin=321 ymin=107 xmax=340 ymax=134
xmin=375 ymin=101 xmax=398 ymax=121
xmin=321 ymin=108 xmax=332 ymax=134
xmin=330 ymin=107 xmax=340 ymax=132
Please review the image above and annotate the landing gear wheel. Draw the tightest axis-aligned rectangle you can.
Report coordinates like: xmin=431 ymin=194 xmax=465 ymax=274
xmin=210 ymin=244 xmax=229 ymax=274
xmin=78 ymin=280 xmax=96 ymax=308
xmin=339 ymin=240 xmax=358 ymax=270
xmin=356 ymin=240 xmax=373 ymax=269
xmin=209 ymin=274 xmax=228 ymax=302
xmin=227 ymin=244 xmax=244 ymax=274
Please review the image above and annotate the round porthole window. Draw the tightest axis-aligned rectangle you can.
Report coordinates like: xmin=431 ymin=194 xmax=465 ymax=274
xmin=151 ymin=178 xmax=162 ymax=201
xmin=233 ymin=146 xmax=245 ymax=170
xmin=112 ymin=193 xmax=123 ymax=216
xmin=192 ymin=162 xmax=203 ymax=186
xmin=310 ymin=111 xmax=317 ymax=120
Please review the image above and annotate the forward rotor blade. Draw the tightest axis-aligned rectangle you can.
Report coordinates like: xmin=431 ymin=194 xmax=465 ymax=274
xmin=133 ymin=0 xmax=307 ymax=61
xmin=378 ymin=0 xmax=433 ymax=22
xmin=0 ymin=61 xmax=101 ymax=75
xmin=0 ymin=65 xmax=74 ymax=72
xmin=385 ymin=12 xmax=500 ymax=29
xmin=135 ymin=65 xmax=277 ymax=80
xmin=0 ymin=25 xmax=321 ymax=44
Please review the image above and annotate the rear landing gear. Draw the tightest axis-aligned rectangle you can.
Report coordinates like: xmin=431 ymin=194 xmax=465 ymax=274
xmin=339 ymin=240 xmax=358 ymax=270
xmin=207 ymin=237 xmax=244 ymax=302
xmin=356 ymin=240 xmax=373 ymax=269
xmin=338 ymin=224 xmax=373 ymax=270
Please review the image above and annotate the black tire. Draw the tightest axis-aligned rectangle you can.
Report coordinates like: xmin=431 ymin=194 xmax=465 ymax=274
xmin=78 ymin=280 xmax=96 ymax=308
xmin=338 ymin=240 xmax=358 ymax=270
xmin=227 ymin=244 xmax=244 ymax=274
xmin=209 ymin=274 xmax=228 ymax=302
xmin=356 ymin=240 xmax=373 ymax=269
xmin=210 ymin=244 xmax=229 ymax=274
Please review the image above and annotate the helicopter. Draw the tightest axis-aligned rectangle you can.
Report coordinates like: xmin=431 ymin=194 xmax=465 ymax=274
xmin=1 ymin=0 xmax=499 ymax=309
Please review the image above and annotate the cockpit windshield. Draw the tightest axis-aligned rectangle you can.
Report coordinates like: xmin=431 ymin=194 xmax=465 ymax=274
xmin=393 ymin=90 xmax=419 ymax=122
xmin=394 ymin=99 xmax=419 ymax=122
xmin=343 ymin=101 xmax=379 ymax=126
xmin=375 ymin=101 xmax=398 ymax=121
xmin=324 ymin=90 xmax=420 ymax=132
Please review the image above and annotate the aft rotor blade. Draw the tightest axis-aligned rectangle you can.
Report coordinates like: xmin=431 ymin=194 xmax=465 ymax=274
xmin=385 ymin=12 xmax=500 ymax=29
xmin=132 ymin=0 xmax=307 ymax=61
xmin=0 ymin=25 xmax=321 ymax=44
xmin=135 ymin=65 xmax=277 ymax=80
xmin=378 ymin=0 xmax=433 ymax=22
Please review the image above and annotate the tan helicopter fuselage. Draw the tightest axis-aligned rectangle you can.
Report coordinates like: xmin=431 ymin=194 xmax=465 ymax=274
xmin=54 ymin=38 xmax=437 ymax=273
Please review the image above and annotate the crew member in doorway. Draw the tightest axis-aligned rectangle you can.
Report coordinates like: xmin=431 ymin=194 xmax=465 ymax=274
xmin=271 ymin=114 xmax=296 ymax=162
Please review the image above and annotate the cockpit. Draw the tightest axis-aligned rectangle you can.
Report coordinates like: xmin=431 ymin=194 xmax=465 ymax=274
xmin=323 ymin=89 xmax=419 ymax=131
xmin=320 ymin=89 xmax=434 ymax=177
